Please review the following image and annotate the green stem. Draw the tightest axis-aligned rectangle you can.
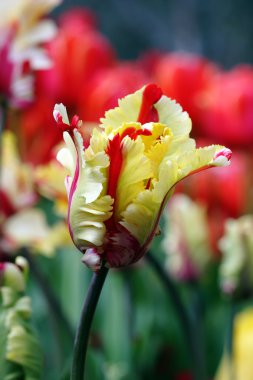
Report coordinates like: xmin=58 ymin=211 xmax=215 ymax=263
xmin=71 ymin=262 xmax=109 ymax=380
xmin=145 ymin=251 xmax=203 ymax=380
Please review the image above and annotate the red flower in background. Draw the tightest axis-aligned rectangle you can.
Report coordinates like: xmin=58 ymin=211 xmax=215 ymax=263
xmin=200 ymin=65 xmax=253 ymax=148
xmin=15 ymin=8 xmax=117 ymax=167
xmin=78 ymin=63 xmax=149 ymax=122
xmin=18 ymin=97 xmax=61 ymax=166
xmin=149 ymin=52 xmax=218 ymax=133
xmin=37 ymin=9 xmax=116 ymax=108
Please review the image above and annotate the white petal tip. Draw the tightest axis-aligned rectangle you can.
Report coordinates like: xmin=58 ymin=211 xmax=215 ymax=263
xmin=53 ymin=103 xmax=69 ymax=124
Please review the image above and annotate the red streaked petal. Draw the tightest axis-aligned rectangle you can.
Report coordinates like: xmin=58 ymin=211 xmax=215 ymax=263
xmin=120 ymin=127 xmax=137 ymax=140
xmin=121 ymin=126 xmax=152 ymax=140
xmin=137 ymin=84 xmax=163 ymax=123
xmin=134 ymin=128 xmax=152 ymax=138
xmin=105 ymin=133 xmax=123 ymax=200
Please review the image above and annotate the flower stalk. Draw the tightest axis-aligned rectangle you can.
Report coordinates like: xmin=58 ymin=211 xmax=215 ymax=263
xmin=71 ymin=262 xmax=109 ymax=380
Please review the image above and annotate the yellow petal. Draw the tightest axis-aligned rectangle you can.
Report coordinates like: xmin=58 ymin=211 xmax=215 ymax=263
xmin=70 ymin=196 xmax=113 ymax=248
xmin=156 ymin=95 xmax=192 ymax=136
xmin=115 ymin=136 xmax=153 ymax=218
xmin=101 ymin=88 xmax=144 ymax=134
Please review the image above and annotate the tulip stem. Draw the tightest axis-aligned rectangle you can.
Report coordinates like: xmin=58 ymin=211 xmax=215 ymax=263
xmin=71 ymin=262 xmax=109 ymax=380
xmin=145 ymin=252 xmax=202 ymax=380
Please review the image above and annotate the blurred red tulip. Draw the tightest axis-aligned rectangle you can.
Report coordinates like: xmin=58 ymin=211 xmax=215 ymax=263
xmin=37 ymin=8 xmax=116 ymax=108
xmin=200 ymin=65 xmax=253 ymax=148
xmin=150 ymin=52 xmax=218 ymax=133
xmin=18 ymin=97 xmax=62 ymax=165
xmin=78 ymin=63 xmax=149 ymax=122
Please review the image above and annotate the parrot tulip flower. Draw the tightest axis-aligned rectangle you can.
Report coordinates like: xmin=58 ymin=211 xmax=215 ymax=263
xmin=54 ymin=84 xmax=232 ymax=270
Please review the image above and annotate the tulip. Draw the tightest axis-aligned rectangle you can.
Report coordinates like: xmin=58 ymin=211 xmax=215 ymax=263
xmin=200 ymin=66 xmax=253 ymax=148
xmin=37 ymin=8 xmax=115 ymax=108
xmin=78 ymin=63 xmax=149 ymax=122
xmin=54 ymin=84 xmax=231 ymax=270
xmin=150 ymin=52 xmax=218 ymax=133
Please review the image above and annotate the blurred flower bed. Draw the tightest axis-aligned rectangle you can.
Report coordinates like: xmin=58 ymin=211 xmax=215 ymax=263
xmin=1 ymin=2 xmax=253 ymax=380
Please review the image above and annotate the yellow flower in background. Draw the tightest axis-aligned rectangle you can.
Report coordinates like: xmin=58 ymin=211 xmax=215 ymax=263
xmin=0 ymin=130 xmax=37 ymax=212
xmin=55 ymin=84 xmax=232 ymax=270
xmin=0 ymin=130 xmax=70 ymax=256
xmin=215 ymin=308 xmax=253 ymax=380
xmin=35 ymin=158 xmax=69 ymax=217
xmin=2 ymin=208 xmax=71 ymax=257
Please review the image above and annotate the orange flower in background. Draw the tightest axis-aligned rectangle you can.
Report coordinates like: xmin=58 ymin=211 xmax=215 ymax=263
xmin=55 ymin=84 xmax=231 ymax=270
